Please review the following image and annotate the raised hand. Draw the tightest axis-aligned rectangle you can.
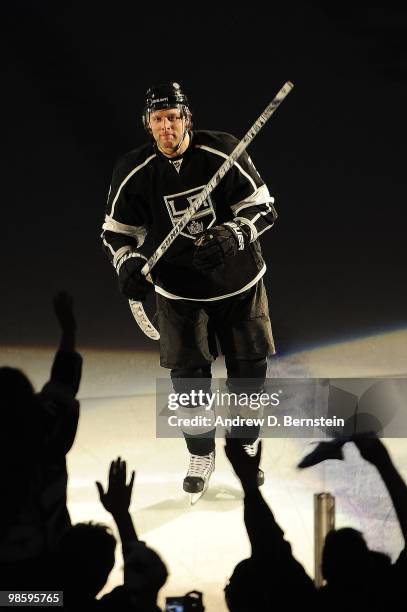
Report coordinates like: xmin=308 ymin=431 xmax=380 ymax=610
xmin=96 ymin=456 xmax=135 ymax=516
xmin=53 ymin=291 xmax=76 ymax=332
xmin=224 ymin=435 xmax=261 ymax=492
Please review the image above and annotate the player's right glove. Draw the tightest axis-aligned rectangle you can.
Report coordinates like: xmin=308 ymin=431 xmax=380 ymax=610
xmin=117 ymin=253 xmax=152 ymax=302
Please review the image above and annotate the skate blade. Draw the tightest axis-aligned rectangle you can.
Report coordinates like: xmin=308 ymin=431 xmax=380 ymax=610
xmin=189 ymin=490 xmax=205 ymax=505
xmin=188 ymin=482 xmax=210 ymax=505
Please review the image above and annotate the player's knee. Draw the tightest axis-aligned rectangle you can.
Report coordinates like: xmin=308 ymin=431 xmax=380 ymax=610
xmin=170 ymin=366 xmax=212 ymax=395
xmin=225 ymin=356 xmax=267 ymax=387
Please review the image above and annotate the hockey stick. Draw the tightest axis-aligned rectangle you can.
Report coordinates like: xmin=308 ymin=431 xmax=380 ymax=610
xmin=130 ymin=80 xmax=294 ymax=340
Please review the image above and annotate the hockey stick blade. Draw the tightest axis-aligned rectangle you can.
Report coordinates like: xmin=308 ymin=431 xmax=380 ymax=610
xmin=129 ymin=299 xmax=160 ymax=340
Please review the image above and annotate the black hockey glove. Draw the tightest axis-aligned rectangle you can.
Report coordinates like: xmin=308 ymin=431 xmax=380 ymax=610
xmin=117 ymin=254 xmax=152 ymax=302
xmin=193 ymin=221 xmax=251 ymax=272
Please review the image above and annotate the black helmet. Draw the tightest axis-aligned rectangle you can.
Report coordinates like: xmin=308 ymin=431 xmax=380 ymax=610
xmin=142 ymin=81 xmax=191 ymax=130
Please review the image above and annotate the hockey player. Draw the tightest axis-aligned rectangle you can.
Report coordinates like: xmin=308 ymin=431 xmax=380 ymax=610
xmin=101 ymin=82 xmax=276 ymax=496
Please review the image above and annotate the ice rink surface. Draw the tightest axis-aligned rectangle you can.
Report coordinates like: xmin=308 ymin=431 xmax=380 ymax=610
xmin=3 ymin=328 xmax=407 ymax=610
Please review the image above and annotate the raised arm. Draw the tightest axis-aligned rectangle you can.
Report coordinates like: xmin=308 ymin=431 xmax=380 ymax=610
xmin=224 ymin=436 xmax=315 ymax=597
xmin=96 ymin=458 xmax=167 ymax=609
xmin=225 ymin=436 xmax=291 ymax=557
xmin=53 ymin=291 xmax=76 ymax=352
xmin=354 ymin=436 xmax=407 ymax=545
xmin=96 ymin=456 xmax=137 ymax=552
xmin=41 ymin=292 xmax=82 ymax=455
xmin=50 ymin=291 xmax=82 ymax=394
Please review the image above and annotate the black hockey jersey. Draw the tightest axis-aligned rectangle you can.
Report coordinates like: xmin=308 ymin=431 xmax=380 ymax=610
xmin=101 ymin=130 xmax=277 ymax=300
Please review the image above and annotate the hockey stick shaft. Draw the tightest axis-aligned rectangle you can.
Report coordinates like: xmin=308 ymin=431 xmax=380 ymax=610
xmin=141 ymin=80 xmax=294 ymax=277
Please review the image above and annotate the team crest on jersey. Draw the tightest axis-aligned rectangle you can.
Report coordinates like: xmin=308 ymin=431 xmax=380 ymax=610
xmin=163 ymin=185 xmax=216 ymax=239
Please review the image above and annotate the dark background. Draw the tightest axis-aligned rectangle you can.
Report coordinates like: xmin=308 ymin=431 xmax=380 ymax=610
xmin=2 ymin=2 xmax=407 ymax=354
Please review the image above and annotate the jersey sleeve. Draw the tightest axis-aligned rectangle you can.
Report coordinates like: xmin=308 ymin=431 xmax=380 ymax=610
xmin=101 ymin=153 xmax=153 ymax=273
xmin=221 ymin=134 xmax=277 ymax=241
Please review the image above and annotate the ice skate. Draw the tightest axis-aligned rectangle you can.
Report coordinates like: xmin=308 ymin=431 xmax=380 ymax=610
xmin=242 ymin=440 xmax=264 ymax=487
xmin=183 ymin=451 xmax=215 ymax=505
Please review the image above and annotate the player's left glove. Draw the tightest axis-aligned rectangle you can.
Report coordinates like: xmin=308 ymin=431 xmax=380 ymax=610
xmin=193 ymin=221 xmax=251 ymax=272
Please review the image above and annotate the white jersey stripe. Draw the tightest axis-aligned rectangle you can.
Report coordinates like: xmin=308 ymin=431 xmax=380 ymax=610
xmin=102 ymin=237 xmax=115 ymax=256
xmin=109 ymin=153 xmax=156 ymax=218
xmin=102 ymin=215 xmax=147 ymax=246
xmin=155 ymin=265 xmax=266 ymax=301
xmin=231 ymin=185 xmax=274 ymax=213
xmin=195 ymin=144 xmax=257 ymax=192
xmin=256 ymin=225 xmax=275 ymax=238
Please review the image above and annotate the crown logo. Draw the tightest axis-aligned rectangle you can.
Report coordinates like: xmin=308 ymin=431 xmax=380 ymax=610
xmin=188 ymin=220 xmax=204 ymax=235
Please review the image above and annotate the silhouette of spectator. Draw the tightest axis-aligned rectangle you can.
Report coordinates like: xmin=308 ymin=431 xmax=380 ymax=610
xmin=49 ymin=457 xmax=167 ymax=610
xmin=299 ymin=435 xmax=407 ymax=605
xmin=223 ymin=436 xmax=316 ymax=610
xmin=0 ymin=292 xmax=82 ymax=588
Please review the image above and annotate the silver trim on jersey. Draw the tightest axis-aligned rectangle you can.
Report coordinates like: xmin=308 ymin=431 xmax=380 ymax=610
xmin=102 ymin=215 xmax=148 ymax=247
xmin=115 ymin=250 xmax=148 ymax=274
xmin=102 ymin=237 xmax=115 ymax=257
xmin=231 ymin=185 xmax=276 ymax=241
xmin=231 ymin=185 xmax=274 ymax=212
xmin=108 ymin=153 xmax=156 ymax=218
xmin=256 ymin=225 xmax=275 ymax=238
xmin=248 ymin=201 xmax=277 ymax=228
xmin=195 ymin=144 xmax=258 ymax=192
xmin=154 ymin=265 xmax=266 ymax=301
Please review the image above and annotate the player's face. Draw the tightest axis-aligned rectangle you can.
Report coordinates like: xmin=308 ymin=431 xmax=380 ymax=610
xmin=148 ymin=107 xmax=185 ymax=155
